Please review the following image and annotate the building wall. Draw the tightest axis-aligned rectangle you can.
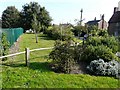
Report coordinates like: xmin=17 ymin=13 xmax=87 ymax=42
xmin=108 ymin=23 xmax=120 ymax=36
xmin=98 ymin=20 xmax=108 ymax=30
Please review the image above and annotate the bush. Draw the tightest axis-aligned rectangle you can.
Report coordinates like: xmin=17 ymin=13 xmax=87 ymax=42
xmin=46 ymin=26 xmax=74 ymax=41
xmin=1 ymin=33 xmax=10 ymax=61
xmin=49 ymin=40 xmax=76 ymax=73
xmin=87 ymin=59 xmax=120 ymax=78
xmin=80 ymin=45 xmax=118 ymax=62
xmin=86 ymin=36 xmax=118 ymax=53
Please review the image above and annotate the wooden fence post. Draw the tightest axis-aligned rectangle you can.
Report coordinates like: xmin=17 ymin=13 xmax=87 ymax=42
xmin=25 ymin=48 xmax=30 ymax=66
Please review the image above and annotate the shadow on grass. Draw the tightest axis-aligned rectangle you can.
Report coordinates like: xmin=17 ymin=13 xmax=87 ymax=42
xmin=38 ymin=34 xmax=55 ymax=40
xmin=2 ymin=62 xmax=26 ymax=67
xmin=29 ymin=62 xmax=51 ymax=72
xmin=30 ymin=55 xmax=49 ymax=60
xmin=2 ymin=61 xmax=51 ymax=73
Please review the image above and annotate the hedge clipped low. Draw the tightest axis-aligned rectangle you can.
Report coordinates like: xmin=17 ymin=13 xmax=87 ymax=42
xmin=87 ymin=59 xmax=120 ymax=78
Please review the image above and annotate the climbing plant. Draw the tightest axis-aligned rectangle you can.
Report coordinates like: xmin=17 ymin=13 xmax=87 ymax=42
xmin=1 ymin=33 xmax=9 ymax=61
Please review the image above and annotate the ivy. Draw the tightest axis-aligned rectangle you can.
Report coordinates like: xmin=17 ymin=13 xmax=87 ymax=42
xmin=1 ymin=33 xmax=9 ymax=61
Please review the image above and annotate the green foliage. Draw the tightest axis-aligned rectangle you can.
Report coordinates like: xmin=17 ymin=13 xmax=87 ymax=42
xmin=86 ymin=36 xmax=118 ymax=53
xmin=49 ymin=40 xmax=76 ymax=73
xmin=1 ymin=33 xmax=9 ymax=61
xmin=46 ymin=25 xmax=74 ymax=41
xmin=88 ymin=26 xmax=108 ymax=37
xmin=98 ymin=29 xmax=108 ymax=37
xmin=2 ymin=34 xmax=118 ymax=88
xmin=20 ymin=2 xmax=52 ymax=32
xmin=72 ymin=25 xmax=87 ymax=36
xmin=81 ymin=45 xmax=118 ymax=62
xmin=2 ymin=6 xmax=20 ymax=28
xmin=39 ymin=7 xmax=52 ymax=33
xmin=81 ymin=32 xmax=119 ymax=62
xmin=87 ymin=59 xmax=120 ymax=78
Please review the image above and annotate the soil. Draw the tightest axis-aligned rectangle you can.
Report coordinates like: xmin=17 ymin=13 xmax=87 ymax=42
xmin=70 ymin=61 xmax=88 ymax=74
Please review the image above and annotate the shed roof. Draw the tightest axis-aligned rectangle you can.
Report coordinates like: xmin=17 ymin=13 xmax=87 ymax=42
xmin=86 ymin=20 xmax=101 ymax=25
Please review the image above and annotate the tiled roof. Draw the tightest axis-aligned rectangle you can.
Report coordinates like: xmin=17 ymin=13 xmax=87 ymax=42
xmin=86 ymin=20 xmax=101 ymax=25
xmin=108 ymin=11 xmax=120 ymax=23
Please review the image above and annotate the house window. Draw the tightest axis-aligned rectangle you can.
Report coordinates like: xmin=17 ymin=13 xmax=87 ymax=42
xmin=116 ymin=23 xmax=119 ymax=27
xmin=115 ymin=23 xmax=120 ymax=36
xmin=114 ymin=31 xmax=118 ymax=36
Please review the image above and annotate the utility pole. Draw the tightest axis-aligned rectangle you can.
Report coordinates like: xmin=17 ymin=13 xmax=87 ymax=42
xmin=80 ymin=9 xmax=83 ymax=25
xmin=78 ymin=9 xmax=83 ymax=38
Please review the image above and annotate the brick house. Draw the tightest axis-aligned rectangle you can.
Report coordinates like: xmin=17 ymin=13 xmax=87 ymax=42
xmin=108 ymin=2 xmax=120 ymax=36
xmin=86 ymin=15 xmax=108 ymax=30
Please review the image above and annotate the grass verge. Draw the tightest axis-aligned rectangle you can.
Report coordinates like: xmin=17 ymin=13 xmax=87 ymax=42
xmin=1 ymin=33 xmax=119 ymax=88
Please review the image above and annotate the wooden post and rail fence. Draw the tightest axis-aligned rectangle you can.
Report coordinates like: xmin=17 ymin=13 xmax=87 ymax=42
xmin=0 ymin=47 xmax=53 ymax=66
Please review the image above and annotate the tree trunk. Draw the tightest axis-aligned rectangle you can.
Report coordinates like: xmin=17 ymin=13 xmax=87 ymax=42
xmin=34 ymin=29 xmax=38 ymax=43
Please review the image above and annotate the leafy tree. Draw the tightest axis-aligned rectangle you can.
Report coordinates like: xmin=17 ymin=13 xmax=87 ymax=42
xmin=20 ymin=2 xmax=52 ymax=32
xmin=72 ymin=25 xmax=87 ymax=37
xmin=2 ymin=6 xmax=20 ymax=28
xmin=39 ymin=7 xmax=52 ymax=33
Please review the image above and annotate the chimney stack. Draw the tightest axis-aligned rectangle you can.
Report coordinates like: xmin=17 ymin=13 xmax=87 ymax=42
xmin=114 ymin=7 xmax=118 ymax=13
xmin=94 ymin=17 xmax=96 ymax=21
xmin=101 ymin=14 xmax=104 ymax=20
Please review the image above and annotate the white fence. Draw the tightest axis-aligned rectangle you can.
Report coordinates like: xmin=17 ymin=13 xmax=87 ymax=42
xmin=0 ymin=47 xmax=53 ymax=66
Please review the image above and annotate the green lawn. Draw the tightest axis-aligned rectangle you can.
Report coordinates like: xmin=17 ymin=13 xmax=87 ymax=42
xmin=1 ymin=34 xmax=119 ymax=88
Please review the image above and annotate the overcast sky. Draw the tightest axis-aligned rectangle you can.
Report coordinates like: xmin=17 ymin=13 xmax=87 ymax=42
xmin=0 ymin=0 xmax=120 ymax=24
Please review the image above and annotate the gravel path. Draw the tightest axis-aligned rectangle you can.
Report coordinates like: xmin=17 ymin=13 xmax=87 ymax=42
xmin=9 ymin=36 xmax=22 ymax=60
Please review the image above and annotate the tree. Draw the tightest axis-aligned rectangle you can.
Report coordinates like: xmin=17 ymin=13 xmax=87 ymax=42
xmin=20 ymin=2 xmax=52 ymax=32
xmin=2 ymin=6 xmax=20 ymax=28
xmin=31 ymin=14 xmax=41 ymax=43
xmin=20 ymin=2 xmax=40 ymax=31
xmin=39 ymin=7 xmax=52 ymax=33
xmin=72 ymin=25 xmax=87 ymax=37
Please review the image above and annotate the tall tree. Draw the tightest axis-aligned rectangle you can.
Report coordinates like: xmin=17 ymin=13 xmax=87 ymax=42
xmin=39 ymin=7 xmax=52 ymax=33
xmin=20 ymin=2 xmax=52 ymax=32
xmin=20 ymin=2 xmax=40 ymax=31
xmin=2 ymin=6 xmax=20 ymax=28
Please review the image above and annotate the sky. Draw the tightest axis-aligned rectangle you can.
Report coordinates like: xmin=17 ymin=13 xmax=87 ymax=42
xmin=0 ymin=0 xmax=120 ymax=25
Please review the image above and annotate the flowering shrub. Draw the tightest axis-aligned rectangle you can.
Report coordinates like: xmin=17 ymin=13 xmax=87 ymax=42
xmin=87 ymin=59 xmax=120 ymax=78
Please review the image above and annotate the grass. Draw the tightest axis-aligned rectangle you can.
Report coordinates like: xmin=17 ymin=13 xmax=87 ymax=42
xmin=1 ymin=33 xmax=119 ymax=88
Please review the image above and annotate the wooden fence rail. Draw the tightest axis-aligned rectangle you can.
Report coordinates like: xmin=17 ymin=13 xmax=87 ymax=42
xmin=0 ymin=47 xmax=53 ymax=66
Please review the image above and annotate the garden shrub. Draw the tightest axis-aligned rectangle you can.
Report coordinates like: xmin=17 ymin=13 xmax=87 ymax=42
xmin=49 ymin=40 xmax=76 ymax=73
xmin=86 ymin=36 xmax=118 ymax=53
xmin=98 ymin=29 xmax=108 ymax=37
xmin=80 ymin=45 xmax=118 ymax=62
xmin=46 ymin=26 xmax=74 ymax=41
xmin=87 ymin=59 xmax=120 ymax=78
xmin=101 ymin=36 xmax=118 ymax=53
